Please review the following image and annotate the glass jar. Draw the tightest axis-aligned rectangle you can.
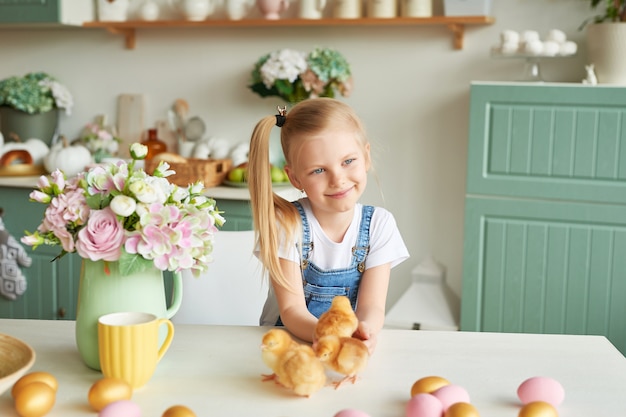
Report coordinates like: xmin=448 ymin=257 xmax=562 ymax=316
xmin=142 ymin=128 xmax=167 ymax=159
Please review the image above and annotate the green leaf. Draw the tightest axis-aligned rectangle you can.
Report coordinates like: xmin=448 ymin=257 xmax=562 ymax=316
xmin=118 ymin=252 xmax=154 ymax=276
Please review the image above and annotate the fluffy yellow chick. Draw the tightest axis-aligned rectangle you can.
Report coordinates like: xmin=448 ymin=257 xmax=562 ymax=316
xmin=314 ymin=335 xmax=369 ymax=389
xmin=314 ymin=295 xmax=358 ymax=341
xmin=276 ymin=343 xmax=327 ymax=397
xmin=260 ymin=328 xmax=298 ymax=382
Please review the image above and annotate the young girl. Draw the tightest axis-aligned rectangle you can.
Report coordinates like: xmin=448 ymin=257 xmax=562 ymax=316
xmin=248 ymin=98 xmax=409 ymax=353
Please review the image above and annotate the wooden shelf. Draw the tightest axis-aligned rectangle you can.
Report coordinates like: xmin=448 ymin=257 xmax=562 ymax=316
xmin=83 ymin=16 xmax=495 ymax=50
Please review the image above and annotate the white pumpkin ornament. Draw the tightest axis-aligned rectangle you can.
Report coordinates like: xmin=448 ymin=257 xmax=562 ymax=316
xmin=44 ymin=136 xmax=93 ymax=176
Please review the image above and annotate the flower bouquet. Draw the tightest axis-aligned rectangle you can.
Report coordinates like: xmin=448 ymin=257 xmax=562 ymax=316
xmin=249 ymin=47 xmax=353 ymax=104
xmin=21 ymin=143 xmax=225 ymax=276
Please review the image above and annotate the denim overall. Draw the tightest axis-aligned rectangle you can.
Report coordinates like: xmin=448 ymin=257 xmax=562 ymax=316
xmin=276 ymin=201 xmax=374 ymax=325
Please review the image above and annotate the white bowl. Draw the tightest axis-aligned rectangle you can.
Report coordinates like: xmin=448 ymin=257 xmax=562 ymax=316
xmin=0 ymin=333 xmax=36 ymax=396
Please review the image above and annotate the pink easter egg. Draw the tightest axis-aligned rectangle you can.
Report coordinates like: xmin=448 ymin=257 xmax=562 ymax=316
xmin=98 ymin=399 xmax=142 ymax=417
xmin=517 ymin=376 xmax=565 ymax=407
xmin=432 ymin=384 xmax=471 ymax=412
xmin=334 ymin=409 xmax=371 ymax=417
xmin=406 ymin=393 xmax=444 ymax=417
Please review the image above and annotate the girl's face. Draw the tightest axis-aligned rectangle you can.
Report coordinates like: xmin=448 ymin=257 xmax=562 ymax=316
xmin=285 ymin=127 xmax=370 ymax=219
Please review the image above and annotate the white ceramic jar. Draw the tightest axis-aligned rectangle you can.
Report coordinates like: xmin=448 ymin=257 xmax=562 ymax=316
xmin=367 ymin=0 xmax=396 ymax=18
xmin=333 ymin=0 xmax=361 ymax=18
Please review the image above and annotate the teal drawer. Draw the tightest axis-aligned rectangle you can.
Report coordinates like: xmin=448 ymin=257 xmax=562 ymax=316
xmin=467 ymin=83 xmax=626 ymax=205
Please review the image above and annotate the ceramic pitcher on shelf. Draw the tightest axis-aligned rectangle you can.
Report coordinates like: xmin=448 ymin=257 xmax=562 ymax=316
xmin=226 ymin=0 xmax=252 ymax=20
xmin=257 ymin=0 xmax=289 ymax=19
xmin=169 ymin=0 xmax=215 ymax=21
xmin=299 ymin=0 xmax=326 ymax=19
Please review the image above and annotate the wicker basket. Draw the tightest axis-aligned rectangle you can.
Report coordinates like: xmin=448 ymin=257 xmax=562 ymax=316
xmin=145 ymin=158 xmax=232 ymax=188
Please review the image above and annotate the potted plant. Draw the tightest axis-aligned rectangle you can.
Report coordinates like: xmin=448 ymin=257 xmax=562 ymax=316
xmin=0 ymin=72 xmax=73 ymax=145
xmin=583 ymin=0 xmax=626 ymax=84
xmin=249 ymin=47 xmax=353 ymax=104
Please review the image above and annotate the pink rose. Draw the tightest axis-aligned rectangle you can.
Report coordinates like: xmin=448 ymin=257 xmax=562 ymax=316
xmin=76 ymin=207 xmax=125 ymax=261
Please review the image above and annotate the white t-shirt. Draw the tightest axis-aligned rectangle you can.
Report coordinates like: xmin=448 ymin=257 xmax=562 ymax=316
xmin=258 ymin=199 xmax=410 ymax=325
xmin=277 ymin=199 xmax=409 ymax=270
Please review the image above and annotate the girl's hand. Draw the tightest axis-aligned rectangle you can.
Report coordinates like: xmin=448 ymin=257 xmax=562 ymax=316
xmin=353 ymin=321 xmax=378 ymax=354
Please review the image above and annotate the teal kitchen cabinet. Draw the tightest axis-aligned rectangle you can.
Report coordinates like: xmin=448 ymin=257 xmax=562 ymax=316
xmin=461 ymin=82 xmax=626 ymax=355
xmin=0 ymin=0 xmax=93 ymax=25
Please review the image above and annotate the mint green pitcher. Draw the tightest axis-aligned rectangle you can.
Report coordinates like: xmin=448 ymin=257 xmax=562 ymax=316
xmin=75 ymin=259 xmax=182 ymax=370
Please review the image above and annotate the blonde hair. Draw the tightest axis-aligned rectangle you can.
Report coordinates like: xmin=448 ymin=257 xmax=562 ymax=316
xmin=248 ymin=98 xmax=369 ymax=289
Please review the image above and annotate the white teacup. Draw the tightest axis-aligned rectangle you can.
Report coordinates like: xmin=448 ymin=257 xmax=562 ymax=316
xmin=170 ymin=0 xmax=215 ymax=21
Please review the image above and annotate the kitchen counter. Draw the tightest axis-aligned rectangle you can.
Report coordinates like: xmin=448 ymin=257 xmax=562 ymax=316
xmin=1 ymin=319 xmax=625 ymax=416
xmin=0 ymin=175 xmax=299 ymax=201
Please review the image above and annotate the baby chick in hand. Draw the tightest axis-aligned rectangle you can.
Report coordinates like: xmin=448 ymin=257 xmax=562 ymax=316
xmin=314 ymin=295 xmax=358 ymax=341
xmin=314 ymin=334 xmax=369 ymax=389
xmin=276 ymin=343 xmax=327 ymax=397
xmin=260 ymin=328 xmax=298 ymax=382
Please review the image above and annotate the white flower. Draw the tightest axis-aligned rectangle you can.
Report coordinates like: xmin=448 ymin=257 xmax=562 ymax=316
xmin=259 ymin=49 xmax=307 ymax=89
xmin=39 ymin=78 xmax=74 ymax=115
xmin=110 ymin=195 xmax=137 ymax=217
xmin=129 ymin=180 xmax=159 ymax=204
xmin=130 ymin=143 xmax=148 ymax=160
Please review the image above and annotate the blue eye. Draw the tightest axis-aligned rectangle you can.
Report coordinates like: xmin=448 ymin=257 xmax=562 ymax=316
xmin=312 ymin=168 xmax=325 ymax=175
xmin=344 ymin=158 xmax=354 ymax=165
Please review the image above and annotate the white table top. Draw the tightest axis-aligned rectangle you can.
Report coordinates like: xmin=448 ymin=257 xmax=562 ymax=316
xmin=1 ymin=319 xmax=625 ymax=416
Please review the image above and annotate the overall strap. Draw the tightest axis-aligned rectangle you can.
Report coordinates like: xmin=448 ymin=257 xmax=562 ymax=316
xmin=292 ymin=201 xmax=313 ymax=269
xmin=352 ymin=205 xmax=374 ymax=273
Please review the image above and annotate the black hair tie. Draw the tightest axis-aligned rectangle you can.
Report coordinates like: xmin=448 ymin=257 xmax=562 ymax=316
xmin=275 ymin=105 xmax=287 ymax=127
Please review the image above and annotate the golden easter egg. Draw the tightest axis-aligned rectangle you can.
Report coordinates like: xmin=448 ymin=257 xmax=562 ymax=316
xmin=411 ymin=376 xmax=451 ymax=397
xmin=12 ymin=372 xmax=58 ymax=398
xmin=88 ymin=377 xmax=133 ymax=411
xmin=518 ymin=401 xmax=559 ymax=417
xmin=162 ymin=404 xmax=198 ymax=417
xmin=14 ymin=381 xmax=56 ymax=417
xmin=444 ymin=402 xmax=481 ymax=417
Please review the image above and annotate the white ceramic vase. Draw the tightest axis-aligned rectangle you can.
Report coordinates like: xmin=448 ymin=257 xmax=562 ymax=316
xmin=333 ymin=0 xmax=361 ymax=18
xmin=587 ymin=22 xmax=626 ymax=85
xmin=299 ymin=0 xmax=326 ymax=19
xmin=97 ymin=0 xmax=130 ymax=21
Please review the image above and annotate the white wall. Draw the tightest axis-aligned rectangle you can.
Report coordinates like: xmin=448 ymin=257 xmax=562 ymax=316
xmin=0 ymin=0 xmax=593 ymax=315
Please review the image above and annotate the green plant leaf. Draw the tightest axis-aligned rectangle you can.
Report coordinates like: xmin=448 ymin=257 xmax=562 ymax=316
xmin=118 ymin=252 xmax=154 ymax=276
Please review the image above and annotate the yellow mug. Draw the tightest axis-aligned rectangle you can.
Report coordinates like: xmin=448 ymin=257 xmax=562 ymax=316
xmin=98 ymin=312 xmax=175 ymax=389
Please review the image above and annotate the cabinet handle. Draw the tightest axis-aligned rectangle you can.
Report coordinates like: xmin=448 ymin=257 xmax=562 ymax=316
xmin=57 ymin=307 xmax=66 ymax=318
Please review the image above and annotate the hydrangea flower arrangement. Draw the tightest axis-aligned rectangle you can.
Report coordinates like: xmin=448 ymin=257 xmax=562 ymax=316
xmin=0 ymin=71 xmax=73 ymax=115
xmin=21 ymin=143 xmax=225 ymax=276
xmin=249 ymin=47 xmax=353 ymax=104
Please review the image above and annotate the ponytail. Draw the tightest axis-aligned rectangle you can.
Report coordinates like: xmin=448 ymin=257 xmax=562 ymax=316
xmin=248 ymin=116 xmax=300 ymax=290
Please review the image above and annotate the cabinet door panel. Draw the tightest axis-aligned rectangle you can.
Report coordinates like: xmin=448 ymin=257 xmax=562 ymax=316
xmin=461 ymin=196 xmax=626 ymax=355
xmin=467 ymin=84 xmax=626 ymax=204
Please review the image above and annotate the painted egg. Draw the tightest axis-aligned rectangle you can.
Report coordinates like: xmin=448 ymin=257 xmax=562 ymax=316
xmin=14 ymin=381 xmax=56 ymax=417
xmin=89 ymin=378 xmax=133 ymax=412
xmin=162 ymin=405 xmax=197 ymax=417
xmin=334 ymin=409 xmax=371 ymax=417
xmin=517 ymin=377 xmax=564 ymax=407
xmin=411 ymin=376 xmax=451 ymax=397
xmin=518 ymin=401 xmax=559 ymax=417
xmin=432 ymin=384 xmax=471 ymax=412
xmin=98 ymin=400 xmax=142 ymax=417
xmin=12 ymin=372 xmax=58 ymax=398
xmin=444 ymin=402 xmax=481 ymax=417
xmin=406 ymin=393 xmax=443 ymax=417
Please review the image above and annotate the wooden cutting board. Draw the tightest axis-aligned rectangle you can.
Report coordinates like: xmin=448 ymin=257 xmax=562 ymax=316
xmin=117 ymin=94 xmax=145 ymax=158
